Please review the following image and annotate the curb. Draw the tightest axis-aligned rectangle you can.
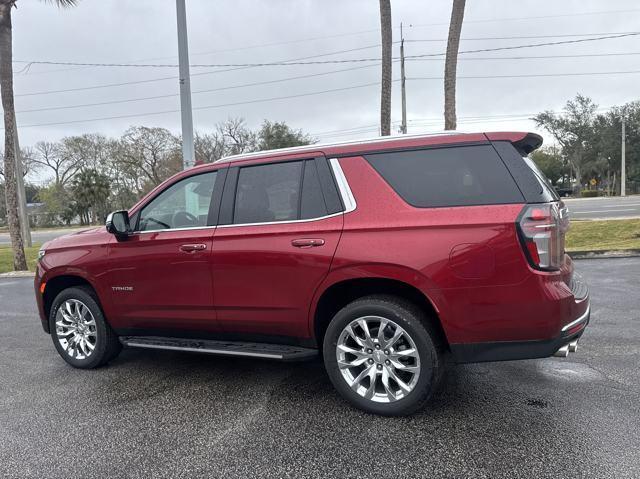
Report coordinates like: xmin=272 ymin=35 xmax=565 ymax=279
xmin=0 ymin=271 xmax=35 ymax=278
xmin=569 ymin=249 xmax=640 ymax=260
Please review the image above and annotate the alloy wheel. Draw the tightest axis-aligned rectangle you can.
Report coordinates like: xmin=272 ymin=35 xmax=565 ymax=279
xmin=336 ymin=315 xmax=421 ymax=403
xmin=55 ymin=299 xmax=97 ymax=360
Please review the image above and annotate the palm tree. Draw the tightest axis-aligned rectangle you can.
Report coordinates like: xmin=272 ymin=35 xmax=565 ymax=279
xmin=0 ymin=0 xmax=77 ymax=270
xmin=379 ymin=0 xmax=392 ymax=136
xmin=444 ymin=0 xmax=466 ymax=130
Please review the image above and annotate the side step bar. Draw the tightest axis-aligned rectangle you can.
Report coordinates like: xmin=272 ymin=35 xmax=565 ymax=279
xmin=119 ymin=336 xmax=318 ymax=361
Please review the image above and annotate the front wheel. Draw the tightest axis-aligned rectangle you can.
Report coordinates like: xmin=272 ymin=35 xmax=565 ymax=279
xmin=49 ymin=286 xmax=121 ymax=369
xmin=323 ymin=295 xmax=443 ymax=416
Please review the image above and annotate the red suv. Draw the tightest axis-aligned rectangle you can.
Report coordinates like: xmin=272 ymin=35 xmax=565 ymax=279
xmin=34 ymin=132 xmax=590 ymax=415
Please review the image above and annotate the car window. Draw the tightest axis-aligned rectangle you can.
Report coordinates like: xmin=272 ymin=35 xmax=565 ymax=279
xmin=138 ymin=171 xmax=217 ymax=231
xmin=301 ymin=160 xmax=328 ymax=219
xmin=234 ymin=161 xmax=303 ymax=224
xmin=523 ymin=156 xmax=560 ymax=201
xmin=365 ymin=145 xmax=524 ymax=208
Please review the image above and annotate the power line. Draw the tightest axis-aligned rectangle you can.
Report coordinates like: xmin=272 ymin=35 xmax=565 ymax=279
xmin=313 ymin=107 xmax=617 ymax=137
xmin=14 ymin=67 xmax=632 ymax=130
xmin=15 ymin=48 xmax=636 ymax=98
xmin=406 ymin=8 xmax=640 ymax=28
xmin=409 ymin=70 xmax=640 ymax=80
xmin=16 ymin=63 xmax=384 ymax=114
xmin=14 ymin=32 xmax=639 ymax=70
xmin=15 ymin=81 xmax=396 ymax=129
xmin=408 ymin=52 xmax=640 ymax=61
xmin=16 ymin=67 xmax=636 ymax=116
xmin=406 ymin=32 xmax=640 ymax=59
xmin=14 ymin=8 xmax=640 ymax=78
xmin=405 ymin=31 xmax=640 ymax=42
xmin=14 ymin=43 xmax=385 ymax=97
xmin=13 ymin=43 xmax=382 ymax=70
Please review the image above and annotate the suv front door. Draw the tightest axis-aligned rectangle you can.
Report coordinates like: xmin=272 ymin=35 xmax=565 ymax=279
xmin=107 ymin=168 xmax=225 ymax=333
xmin=212 ymin=157 xmax=345 ymax=339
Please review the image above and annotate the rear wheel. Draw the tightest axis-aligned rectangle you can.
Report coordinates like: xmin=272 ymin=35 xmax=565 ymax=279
xmin=323 ymin=295 xmax=443 ymax=416
xmin=49 ymin=286 xmax=121 ymax=369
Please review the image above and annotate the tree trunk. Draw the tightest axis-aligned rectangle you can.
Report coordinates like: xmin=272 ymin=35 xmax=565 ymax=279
xmin=0 ymin=3 xmax=27 ymax=271
xmin=574 ymin=163 xmax=582 ymax=194
xmin=444 ymin=0 xmax=466 ymax=130
xmin=379 ymin=0 xmax=392 ymax=136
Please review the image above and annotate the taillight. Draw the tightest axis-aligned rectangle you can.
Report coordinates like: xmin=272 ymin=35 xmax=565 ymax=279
xmin=517 ymin=203 xmax=569 ymax=271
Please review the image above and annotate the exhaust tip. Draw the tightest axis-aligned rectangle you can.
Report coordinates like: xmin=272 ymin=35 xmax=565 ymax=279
xmin=568 ymin=340 xmax=579 ymax=353
xmin=554 ymin=345 xmax=570 ymax=358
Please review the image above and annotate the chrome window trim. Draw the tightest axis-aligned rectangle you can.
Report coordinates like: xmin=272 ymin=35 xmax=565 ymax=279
xmin=131 ymin=157 xmax=357 ymax=232
xmin=329 ymin=157 xmax=356 ymax=213
xmin=561 ymin=304 xmax=590 ymax=332
xmin=217 ymin=211 xmax=343 ymax=229
xmin=133 ymin=225 xmax=217 ymax=235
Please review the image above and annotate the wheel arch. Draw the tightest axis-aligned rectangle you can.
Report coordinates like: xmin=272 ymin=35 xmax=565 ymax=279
xmin=43 ymin=274 xmax=103 ymax=327
xmin=311 ymin=274 xmax=450 ymax=351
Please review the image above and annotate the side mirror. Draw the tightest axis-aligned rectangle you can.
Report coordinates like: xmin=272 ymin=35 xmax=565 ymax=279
xmin=106 ymin=210 xmax=131 ymax=240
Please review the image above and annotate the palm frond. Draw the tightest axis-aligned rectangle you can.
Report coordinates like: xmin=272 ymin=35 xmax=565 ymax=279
xmin=40 ymin=0 xmax=79 ymax=8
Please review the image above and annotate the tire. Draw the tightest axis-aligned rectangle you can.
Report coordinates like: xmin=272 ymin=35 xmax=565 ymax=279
xmin=323 ymin=295 xmax=444 ymax=416
xmin=49 ymin=286 xmax=122 ymax=369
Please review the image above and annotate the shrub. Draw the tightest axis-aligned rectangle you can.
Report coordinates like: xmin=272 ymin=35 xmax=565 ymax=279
xmin=581 ymin=190 xmax=600 ymax=198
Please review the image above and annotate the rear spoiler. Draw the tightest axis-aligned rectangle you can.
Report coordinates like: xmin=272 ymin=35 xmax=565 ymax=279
xmin=485 ymin=132 xmax=543 ymax=155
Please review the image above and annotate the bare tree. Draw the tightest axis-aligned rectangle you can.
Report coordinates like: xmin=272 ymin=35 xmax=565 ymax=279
xmin=32 ymin=141 xmax=82 ymax=186
xmin=379 ymin=0 xmax=392 ymax=136
xmin=444 ymin=0 xmax=466 ymax=130
xmin=194 ymin=131 xmax=225 ymax=164
xmin=118 ymin=126 xmax=182 ymax=191
xmin=0 ymin=0 xmax=77 ymax=270
xmin=0 ymin=147 xmax=38 ymax=178
xmin=217 ymin=118 xmax=257 ymax=155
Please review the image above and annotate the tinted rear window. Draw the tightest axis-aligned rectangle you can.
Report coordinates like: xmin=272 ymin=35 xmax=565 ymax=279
xmin=523 ymin=156 xmax=560 ymax=201
xmin=365 ymin=145 xmax=524 ymax=208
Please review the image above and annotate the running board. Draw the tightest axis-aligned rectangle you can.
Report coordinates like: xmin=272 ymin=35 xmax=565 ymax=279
xmin=119 ymin=336 xmax=318 ymax=361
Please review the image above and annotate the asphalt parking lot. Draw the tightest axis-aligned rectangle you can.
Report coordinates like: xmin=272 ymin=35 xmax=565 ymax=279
xmin=1 ymin=258 xmax=639 ymax=479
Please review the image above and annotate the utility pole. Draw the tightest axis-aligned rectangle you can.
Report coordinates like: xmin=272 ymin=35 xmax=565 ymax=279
xmin=14 ymin=130 xmax=31 ymax=247
xmin=176 ymin=0 xmax=195 ymax=170
xmin=621 ymin=114 xmax=626 ymax=197
xmin=400 ymin=22 xmax=407 ymax=134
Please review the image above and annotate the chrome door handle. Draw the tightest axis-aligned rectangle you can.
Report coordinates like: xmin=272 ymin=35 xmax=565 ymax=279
xmin=291 ymin=238 xmax=325 ymax=248
xmin=180 ymin=243 xmax=207 ymax=252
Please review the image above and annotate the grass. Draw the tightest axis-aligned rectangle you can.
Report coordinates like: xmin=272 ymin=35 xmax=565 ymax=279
xmin=566 ymin=219 xmax=640 ymax=252
xmin=0 ymin=243 xmax=41 ymax=274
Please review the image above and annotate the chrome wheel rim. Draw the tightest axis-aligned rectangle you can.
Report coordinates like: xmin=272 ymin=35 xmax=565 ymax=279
xmin=336 ymin=316 xmax=420 ymax=403
xmin=55 ymin=299 xmax=97 ymax=360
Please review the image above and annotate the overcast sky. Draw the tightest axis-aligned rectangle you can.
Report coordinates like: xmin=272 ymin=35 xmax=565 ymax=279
xmin=11 ymin=0 xmax=640 ymax=167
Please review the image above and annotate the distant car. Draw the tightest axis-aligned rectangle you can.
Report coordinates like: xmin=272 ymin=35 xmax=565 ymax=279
xmin=34 ymin=132 xmax=590 ymax=416
xmin=554 ymin=186 xmax=574 ymax=197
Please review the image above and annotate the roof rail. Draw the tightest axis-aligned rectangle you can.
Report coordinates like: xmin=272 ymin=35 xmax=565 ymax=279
xmin=215 ymin=131 xmax=466 ymax=164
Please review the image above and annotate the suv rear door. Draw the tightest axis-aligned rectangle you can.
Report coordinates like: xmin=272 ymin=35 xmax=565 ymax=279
xmin=212 ymin=156 xmax=344 ymax=338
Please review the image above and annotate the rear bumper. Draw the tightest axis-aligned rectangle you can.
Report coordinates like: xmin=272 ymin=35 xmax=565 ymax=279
xmin=450 ymin=304 xmax=589 ymax=363
xmin=450 ymin=273 xmax=590 ymax=364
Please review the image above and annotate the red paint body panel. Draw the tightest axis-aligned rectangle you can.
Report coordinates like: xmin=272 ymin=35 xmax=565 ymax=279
xmin=105 ymin=228 xmax=218 ymax=331
xmin=322 ymin=156 xmax=577 ymax=344
xmin=34 ymin=131 xmax=587 ymax=358
xmin=212 ymin=214 xmax=342 ymax=337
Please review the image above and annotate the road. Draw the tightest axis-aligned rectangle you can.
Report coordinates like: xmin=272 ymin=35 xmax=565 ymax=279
xmin=564 ymin=195 xmax=640 ymax=220
xmin=0 ymin=227 xmax=86 ymax=247
xmin=0 ymin=258 xmax=639 ymax=478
